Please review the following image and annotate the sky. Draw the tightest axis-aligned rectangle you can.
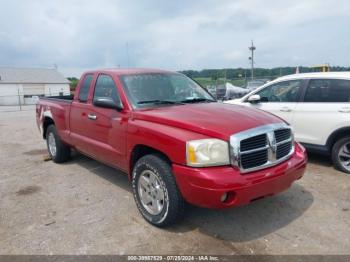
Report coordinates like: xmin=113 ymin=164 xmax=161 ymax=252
xmin=0 ymin=0 xmax=349 ymax=77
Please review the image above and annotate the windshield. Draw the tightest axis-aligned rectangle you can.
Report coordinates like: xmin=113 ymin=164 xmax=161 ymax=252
xmin=120 ymin=73 xmax=215 ymax=108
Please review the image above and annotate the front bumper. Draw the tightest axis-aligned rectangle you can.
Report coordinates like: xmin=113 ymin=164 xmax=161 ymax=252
xmin=172 ymin=142 xmax=307 ymax=209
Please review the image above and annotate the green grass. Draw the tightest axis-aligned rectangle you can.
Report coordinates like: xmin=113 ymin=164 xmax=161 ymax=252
xmin=194 ymin=77 xmax=247 ymax=88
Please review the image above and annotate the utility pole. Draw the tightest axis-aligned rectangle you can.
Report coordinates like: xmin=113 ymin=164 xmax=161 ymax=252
xmin=248 ymin=40 xmax=256 ymax=80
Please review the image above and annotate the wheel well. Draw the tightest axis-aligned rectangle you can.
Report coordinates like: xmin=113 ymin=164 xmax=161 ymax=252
xmin=326 ymin=127 xmax=350 ymax=151
xmin=129 ymin=145 xmax=171 ymax=177
xmin=43 ymin=117 xmax=55 ymax=139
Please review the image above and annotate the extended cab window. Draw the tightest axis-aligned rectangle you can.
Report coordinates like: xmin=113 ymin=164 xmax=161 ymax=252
xmin=78 ymin=74 xmax=93 ymax=102
xmin=304 ymin=79 xmax=350 ymax=102
xmin=255 ymin=80 xmax=302 ymax=102
xmin=93 ymin=75 xmax=121 ymax=104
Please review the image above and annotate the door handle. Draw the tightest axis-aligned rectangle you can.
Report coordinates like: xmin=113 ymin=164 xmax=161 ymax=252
xmin=280 ymin=107 xmax=292 ymax=112
xmin=87 ymin=113 xmax=97 ymax=120
xmin=339 ymin=107 xmax=350 ymax=113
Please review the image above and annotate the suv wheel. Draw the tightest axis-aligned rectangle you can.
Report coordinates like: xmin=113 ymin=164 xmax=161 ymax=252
xmin=46 ymin=125 xmax=71 ymax=163
xmin=332 ymin=136 xmax=350 ymax=174
xmin=132 ymin=154 xmax=185 ymax=227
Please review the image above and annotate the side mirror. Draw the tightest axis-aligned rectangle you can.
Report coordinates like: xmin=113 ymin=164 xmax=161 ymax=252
xmin=93 ymin=97 xmax=123 ymax=111
xmin=247 ymin=94 xmax=261 ymax=103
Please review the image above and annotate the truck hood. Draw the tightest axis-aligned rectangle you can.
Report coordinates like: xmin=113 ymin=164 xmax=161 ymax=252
xmin=133 ymin=102 xmax=283 ymax=140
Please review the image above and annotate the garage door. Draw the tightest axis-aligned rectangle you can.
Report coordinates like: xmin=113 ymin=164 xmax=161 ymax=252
xmin=23 ymin=84 xmax=45 ymax=105
xmin=23 ymin=84 xmax=45 ymax=95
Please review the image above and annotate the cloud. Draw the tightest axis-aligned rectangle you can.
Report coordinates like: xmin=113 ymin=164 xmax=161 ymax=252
xmin=0 ymin=0 xmax=349 ymax=76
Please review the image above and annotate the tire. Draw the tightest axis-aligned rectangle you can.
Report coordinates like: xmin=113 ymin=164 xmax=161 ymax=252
xmin=46 ymin=125 xmax=71 ymax=163
xmin=332 ymin=136 xmax=350 ymax=174
xmin=132 ymin=154 xmax=185 ymax=227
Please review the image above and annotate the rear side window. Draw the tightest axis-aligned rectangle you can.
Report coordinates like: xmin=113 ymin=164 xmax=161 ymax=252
xmin=78 ymin=74 xmax=93 ymax=102
xmin=304 ymin=79 xmax=350 ymax=102
xmin=93 ymin=75 xmax=121 ymax=103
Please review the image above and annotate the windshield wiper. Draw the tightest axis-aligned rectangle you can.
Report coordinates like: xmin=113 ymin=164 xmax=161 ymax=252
xmin=137 ymin=100 xmax=184 ymax=105
xmin=181 ymin=98 xmax=216 ymax=103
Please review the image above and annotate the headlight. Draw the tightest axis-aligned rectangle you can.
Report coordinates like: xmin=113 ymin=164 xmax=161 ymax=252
xmin=186 ymin=139 xmax=230 ymax=167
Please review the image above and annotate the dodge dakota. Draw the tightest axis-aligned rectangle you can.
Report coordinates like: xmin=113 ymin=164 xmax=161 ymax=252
xmin=36 ymin=68 xmax=307 ymax=227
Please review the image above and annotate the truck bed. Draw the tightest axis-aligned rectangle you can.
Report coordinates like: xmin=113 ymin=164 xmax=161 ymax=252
xmin=39 ymin=95 xmax=74 ymax=103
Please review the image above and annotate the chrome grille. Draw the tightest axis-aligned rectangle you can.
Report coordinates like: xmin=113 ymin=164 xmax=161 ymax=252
xmin=277 ymin=141 xmax=292 ymax=159
xmin=275 ymin=129 xmax=291 ymax=143
xmin=230 ymin=123 xmax=294 ymax=173
xmin=241 ymin=150 xmax=268 ymax=169
xmin=240 ymin=134 xmax=267 ymax=151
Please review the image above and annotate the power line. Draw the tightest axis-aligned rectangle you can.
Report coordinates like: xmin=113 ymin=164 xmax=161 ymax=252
xmin=126 ymin=42 xmax=130 ymax=68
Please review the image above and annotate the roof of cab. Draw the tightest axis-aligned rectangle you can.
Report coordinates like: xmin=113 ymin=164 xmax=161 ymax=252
xmin=83 ymin=68 xmax=176 ymax=76
xmin=276 ymin=71 xmax=350 ymax=81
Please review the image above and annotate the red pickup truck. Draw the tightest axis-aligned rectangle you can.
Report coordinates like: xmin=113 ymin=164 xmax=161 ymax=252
xmin=36 ymin=68 xmax=307 ymax=227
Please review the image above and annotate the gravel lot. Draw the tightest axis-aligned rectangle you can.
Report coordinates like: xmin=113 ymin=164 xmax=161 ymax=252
xmin=0 ymin=110 xmax=349 ymax=255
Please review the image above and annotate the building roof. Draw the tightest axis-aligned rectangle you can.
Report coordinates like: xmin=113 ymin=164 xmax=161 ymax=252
xmin=0 ymin=67 xmax=69 ymax=84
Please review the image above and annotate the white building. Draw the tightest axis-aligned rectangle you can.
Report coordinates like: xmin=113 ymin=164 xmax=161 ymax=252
xmin=0 ymin=67 xmax=70 ymax=105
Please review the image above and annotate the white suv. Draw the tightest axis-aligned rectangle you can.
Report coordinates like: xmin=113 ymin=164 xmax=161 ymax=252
xmin=225 ymin=72 xmax=350 ymax=173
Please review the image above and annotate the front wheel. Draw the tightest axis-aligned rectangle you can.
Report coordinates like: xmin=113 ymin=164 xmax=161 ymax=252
xmin=132 ymin=154 xmax=185 ymax=227
xmin=332 ymin=136 xmax=350 ymax=174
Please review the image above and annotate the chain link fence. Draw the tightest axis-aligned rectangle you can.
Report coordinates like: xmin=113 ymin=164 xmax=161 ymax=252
xmin=0 ymin=91 xmax=71 ymax=112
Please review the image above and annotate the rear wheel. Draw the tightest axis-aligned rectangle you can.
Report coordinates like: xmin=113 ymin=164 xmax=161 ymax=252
xmin=332 ymin=136 xmax=350 ymax=174
xmin=132 ymin=154 xmax=185 ymax=227
xmin=46 ymin=125 xmax=71 ymax=163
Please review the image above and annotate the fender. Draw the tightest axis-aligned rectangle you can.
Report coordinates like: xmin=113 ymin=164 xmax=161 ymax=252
xmin=326 ymin=126 xmax=350 ymax=150
xmin=126 ymin=119 xmax=209 ymax=176
xmin=39 ymin=106 xmax=54 ymax=138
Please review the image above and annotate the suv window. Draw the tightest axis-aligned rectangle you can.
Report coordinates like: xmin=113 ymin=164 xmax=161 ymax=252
xmin=304 ymin=79 xmax=350 ymax=102
xmin=255 ymin=80 xmax=302 ymax=102
xmin=93 ymin=75 xmax=121 ymax=104
xmin=78 ymin=74 xmax=93 ymax=102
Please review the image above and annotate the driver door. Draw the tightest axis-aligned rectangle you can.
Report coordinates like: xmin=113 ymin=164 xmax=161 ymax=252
xmin=82 ymin=74 xmax=128 ymax=170
xmin=245 ymin=79 xmax=303 ymax=124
